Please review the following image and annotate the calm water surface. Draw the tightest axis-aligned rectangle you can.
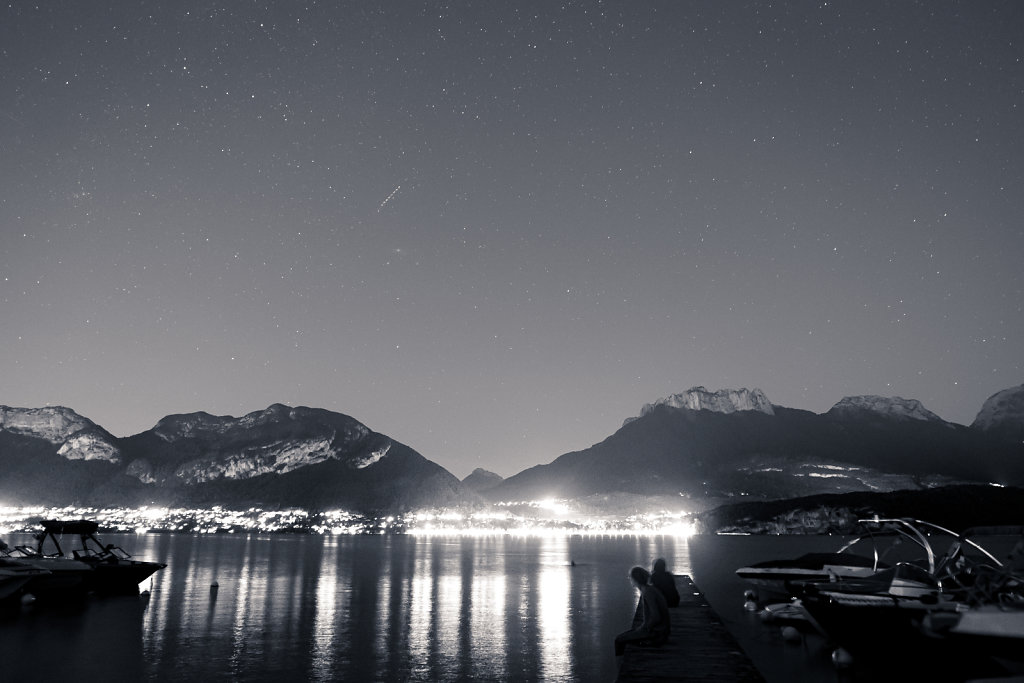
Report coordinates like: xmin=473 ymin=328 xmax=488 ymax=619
xmin=1 ymin=533 xmax=688 ymax=682
xmin=2 ymin=532 xmax=1018 ymax=682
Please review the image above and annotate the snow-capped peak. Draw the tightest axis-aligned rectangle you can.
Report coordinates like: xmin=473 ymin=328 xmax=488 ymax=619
xmin=828 ymin=395 xmax=943 ymax=422
xmin=0 ymin=405 xmax=120 ymax=462
xmin=1 ymin=405 xmax=92 ymax=442
xmin=972 ymin=384 xmax=1024 ymax=435
xmin=639 ymin=386 xmax=775 ymax=418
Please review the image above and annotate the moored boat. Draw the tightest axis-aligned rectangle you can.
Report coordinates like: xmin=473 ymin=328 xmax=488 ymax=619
xmin=781 ymin=519 xmax=1024 ymax=674
xmin=29 ymin=520 xmax=166 ymax=595
xmin=735 ymin=550 xmax=886 ymax=598
xmin=1 ymin=541 xmax=89 ymax=600
xmin=919 ymin=559 xmax=1024 ymax=664
xmin=734 ymin=518 xmax=945 ymax=598
xmin=0 ymin=555 xmax=51 ymax=604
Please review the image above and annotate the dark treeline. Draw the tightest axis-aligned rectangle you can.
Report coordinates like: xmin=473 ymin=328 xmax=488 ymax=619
xmin=693 ymin=484 xmax=1024 ymax=535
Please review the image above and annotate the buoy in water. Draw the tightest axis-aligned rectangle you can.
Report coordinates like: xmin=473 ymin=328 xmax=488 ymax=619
xmin=781 ymin=625 xmax=801 ymax=642
xmin=832 ymin=647 xmax=854 ymax=669
xmin=743 ymin=589 xmax=759 ymax=611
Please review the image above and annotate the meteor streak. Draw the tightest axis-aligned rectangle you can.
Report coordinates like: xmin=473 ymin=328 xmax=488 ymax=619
xmin=378 ymin=185 xmax=401 ymax=212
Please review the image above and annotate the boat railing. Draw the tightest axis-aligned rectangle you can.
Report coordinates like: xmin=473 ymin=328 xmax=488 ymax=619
xmin=851 ymin=518 xmax=1009 ymax=577
xmin=942 ymin=561 xmax=1024 ymax=608
xmin=840 ymin=518 xmax=939 ymax=573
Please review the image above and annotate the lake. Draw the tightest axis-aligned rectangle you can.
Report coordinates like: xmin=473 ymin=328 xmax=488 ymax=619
xmin=1 ymin=531 xmax=1019 ymax=681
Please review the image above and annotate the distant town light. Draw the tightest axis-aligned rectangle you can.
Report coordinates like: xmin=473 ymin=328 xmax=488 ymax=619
xmin=0 ymin=502 xmax=695 ymax=538
xmin=536 ymin=498 xmax=569 ymax=514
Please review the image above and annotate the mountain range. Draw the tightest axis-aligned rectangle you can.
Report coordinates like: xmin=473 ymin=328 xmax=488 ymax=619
xmin=0 ymin=404 xmax=471 ymax=512
xmin=1 ymin=384 xmax=1022 ymax=515
xmin=483 ymin=385 xmax=1024 ymax=511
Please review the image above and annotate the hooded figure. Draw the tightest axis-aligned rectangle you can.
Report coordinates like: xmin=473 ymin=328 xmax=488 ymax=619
xmin=650 ymin=558 xmax=680 ymax=608
xmin=614 ymin=566 xmax=671 ymax=656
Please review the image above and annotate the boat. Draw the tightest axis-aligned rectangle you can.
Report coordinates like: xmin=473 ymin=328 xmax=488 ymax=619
xmin=0 ymin=554 xmax=51 ymax=604
xmin=736 ymin=517 xmax=1015 ymax=597
xmin=794 ymin=561 xmax=943 ymax=632
xmin=733 ymin=519 xmax=938 ymax=598
xmin=1 ymin=540 xmax=90 ymax=600
xmin=27 ymin=520 xmax=166 ymax=595
xmin=787 ymin=519 xmax=1024 ymax=673
xmin=736 ymin=549 xmax=888 ymax=598
xmin=919 ymin=557 xmax=1024 ymax=664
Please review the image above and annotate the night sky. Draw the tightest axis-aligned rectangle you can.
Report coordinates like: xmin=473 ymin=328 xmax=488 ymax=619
xmin=2 ymin=2 xmax=1022 ymax=479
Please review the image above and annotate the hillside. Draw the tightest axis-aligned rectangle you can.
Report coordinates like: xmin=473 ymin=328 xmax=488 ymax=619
xmin=486 ymin=386 xmax=1024 ymax=509
xmin=0 ymin=404 xmax=477 ymax=513
xmin=692 ymin=484 xmax=1024 ymax=534
xmin=2 ymin=385 xmax=1021 ymax=515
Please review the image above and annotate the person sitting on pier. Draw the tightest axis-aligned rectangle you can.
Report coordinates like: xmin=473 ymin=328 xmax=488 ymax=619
xmin=614 ymin=566 xmax=671 ymax=656
xmin=650 ymin=557 xmax=680 ymax=607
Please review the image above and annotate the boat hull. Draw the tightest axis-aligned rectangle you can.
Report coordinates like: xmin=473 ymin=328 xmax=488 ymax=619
xmin=84 ymin=560 xmax=165 ymax=595
xmin=9 ymin=557 xmax=93 ymax=599
xmin=736 ymin=551 xmax=884 ymax=598
xmin=0 ymin=574 xmax=34 ymax=602
xmin=922 ymin=605 xmax=1024 ymax=663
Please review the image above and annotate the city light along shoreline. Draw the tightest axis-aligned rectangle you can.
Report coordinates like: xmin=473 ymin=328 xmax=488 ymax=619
xmin=0 ymin=502 xmax=696 ymax=538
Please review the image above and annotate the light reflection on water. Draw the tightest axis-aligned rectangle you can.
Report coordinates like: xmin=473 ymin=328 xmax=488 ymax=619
xmin=312 ymin=538 xmax=339 ymax=681
xmin=470 ymin=542 xmax=507 ymax=676
xmin=8 ymin=530 xmax=1016 ymax=681
xmin=539 ymin=536 xmax=571 ymax=681
xmin=1 ymin=532 xmax=690 ymax=682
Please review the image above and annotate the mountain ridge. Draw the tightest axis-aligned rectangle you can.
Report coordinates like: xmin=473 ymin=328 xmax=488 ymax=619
xmin=0 ymin=403 xmax=477 ymax=513
xmin=484 ymin=385 xmax=1024 ymax=508
xmin=1 ymin=383 xmax=1021 ymax=513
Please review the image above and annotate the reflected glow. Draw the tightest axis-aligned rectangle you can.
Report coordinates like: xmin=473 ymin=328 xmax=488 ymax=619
xmin=538 ymin=536 xmax=571 ymax=679
xmin=408 ymin=541 xmax=434 ymax=665
xmin=140 ymin=535 xmax=172 ymax=669
xmin=311 ymin=538 xmax=341 ymax=681
xmin=436 ymin=573 xmax=461 ymax=667
xmin=469 ymin=541 xmax=506 ymax=671
xmin=0 ymin=530 xmax=703 ymax=681
xmin=373 ymin=543 xmax=392 ymax=664
xmin=231 ymin=537 xmax=264 ymax=669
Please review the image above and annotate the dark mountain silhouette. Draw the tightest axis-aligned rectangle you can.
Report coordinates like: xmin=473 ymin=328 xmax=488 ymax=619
xmin=2 ymin=385 xmax=1022 ymax=514
xmin=485 ymin=387 xmax=1024 ymax=510
xmin=0 ymin=404 xmax=476 ymax=513
xmin=461 ymin=468 xmax=504 ymax=493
